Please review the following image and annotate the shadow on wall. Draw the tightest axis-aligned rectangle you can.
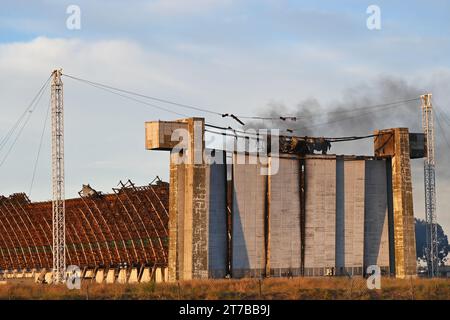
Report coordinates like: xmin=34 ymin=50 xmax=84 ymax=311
xmin=230 ymin=195 xmax=250 ymax=277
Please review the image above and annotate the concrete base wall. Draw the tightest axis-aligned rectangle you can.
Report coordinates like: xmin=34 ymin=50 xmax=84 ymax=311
xmin=336 ymin=159 xmax=365 ymax=276
xmin=140 ymin=267 xmax=151 ymax=283
xmin=232 ymin=154 xmax=266 ymax=278
xmin=268 ymin=157 xmax=301 ymax=277
xmin=117 ymin=269 xmax=127 ymax=284
xmin=155 ymin=268 xmax=163 ymax=283
xmin=95 ymin=269 xmax=105 ymax=283
xmin=207 ymin=162 xmax=227 ymax=278
xmin=106 ymin=269 xmax=115 ymax=284
xmin=128 ymin=268 xmax=139 ymax=283
xmin=364 ymin=160 xmax=390 ymax=271
xmin=304 ymin=158 xmax=336 ymax=276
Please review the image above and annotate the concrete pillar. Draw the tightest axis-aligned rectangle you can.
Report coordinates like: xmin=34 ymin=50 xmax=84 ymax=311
xmin=374 ymin=128 xmax=417 ymax=278
xmin=140 ymin=267 xmax=152 ymax=283
xmin=84 ymin=269 xmax=94 ymax=279
xmin=170 ymin=118 xmax=208 ymax=281
xmin=128 ymin=268 xmax=139 ymax=284
xmin=155 ymin=268 xmax=163 ymax=283
xmin=146 ymin=117 xmax=226 ymax=281
xmin=106 ymin=269 xmax=116 ymax=284
xmin=117 ymin=269 xmax=127 ymax=284
xmin=95 ymin=269 xmax=105 ymax=284
xmin=163 ymin=267 xmax=169 ymax=282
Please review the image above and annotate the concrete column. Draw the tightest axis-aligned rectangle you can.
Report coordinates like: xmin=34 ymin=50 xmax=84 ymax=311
xmin=84 ymin=269 xmax=94 ymax=279
xmin=374 ymin=128 xmax=417 ymax=278
xmin=105 ymin=269 xmax=116 ymax=284
xmin=168 ymin=118 xmax=209 ymax=281
xmin=95 ymin=269 xmax=105 ymax=284
xmin=117 ymin=269 xmax=127 ymax=284
xmin=128 ymin=268 xmax=139 ymax=284
xmin=155 ymin=268 xmax=163 ymax=283
xmin=146 ymin=117 xmax=226 ymax=281
xmin=140 ymin=267 xmax=151 ymax=283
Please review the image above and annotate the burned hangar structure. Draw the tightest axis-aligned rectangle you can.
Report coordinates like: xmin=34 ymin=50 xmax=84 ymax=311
xmin=145 ymin=117 xmax=424 ymax=280
xmin=0 ymin=179 xmax=170 ymax=283
xmin=0 ymin=118 xmax=423 ymax=282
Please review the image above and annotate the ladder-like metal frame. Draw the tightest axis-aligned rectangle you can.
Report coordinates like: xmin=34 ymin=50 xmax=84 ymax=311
xmin=421 ymin=93 xmax=438 ymax=277
xmin=51 ymin=69 xmax=66 ymax=283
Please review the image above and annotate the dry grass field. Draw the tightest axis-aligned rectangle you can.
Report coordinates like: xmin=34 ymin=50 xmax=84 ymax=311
xmin=0 ymin=277 xmax=448 ymax=300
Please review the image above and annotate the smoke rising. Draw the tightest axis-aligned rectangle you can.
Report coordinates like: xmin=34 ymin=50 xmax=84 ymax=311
xmin=245 ymin=74 xmax=450 ymax=233
xmin=245 ymin=75 xmax=449 ymax=161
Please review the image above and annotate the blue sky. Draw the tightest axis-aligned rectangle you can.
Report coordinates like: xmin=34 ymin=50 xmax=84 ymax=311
xmin=0 ymin=0 xmax=449 ymax=233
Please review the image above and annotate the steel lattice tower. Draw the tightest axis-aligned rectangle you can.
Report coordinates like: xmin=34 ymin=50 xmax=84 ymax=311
xmin=421 ymin=93 xmax=438 ymax=277
xmin=51 ymin=69 xmax=66 ymax=283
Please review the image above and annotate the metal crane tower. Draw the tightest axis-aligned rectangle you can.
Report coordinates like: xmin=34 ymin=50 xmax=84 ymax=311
xmin=51 ymin=69 xmax=66 ymax=283
xmin=421 ymin=93 xmax=439 ymax=277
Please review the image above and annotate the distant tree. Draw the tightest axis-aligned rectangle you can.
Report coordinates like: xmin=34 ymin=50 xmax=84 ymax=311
xmin=415 ymin=218 xmax=449 ymax=265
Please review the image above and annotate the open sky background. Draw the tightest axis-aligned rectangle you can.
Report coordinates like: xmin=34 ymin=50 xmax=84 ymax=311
xmin=0 ymin=0 xmax=449 ymax=235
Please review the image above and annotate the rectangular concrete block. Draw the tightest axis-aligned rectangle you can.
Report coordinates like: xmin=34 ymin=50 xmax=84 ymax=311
xmin=155 ymin=268 xmax=163 ymax=283
xmin=207 ymin=159 xmax=227 ymax=278
xmin=128 ymin=268 xmax=139 ymax=284
xmin=364 ymin=160 xmax=390 ymax=272
xmin=117 ymin=269 xmax=127 ymax=284
xmin=84 ymin=269 xmax=94 ymax=279
xmin=106 ymin=269 xmax=116 ymax=284
xmin=304 ymin=158 xmax=336 ymax=276
xmin=145 ymin=120 xmax=188 ymax=150
xmin=95 ymin=269 xmax=105 ymax=284
xmin=269 ymin=157 xmax=301 ymax=277
xmin=164 ymin=267 xmax=169 ymax=282
xmin=336 ymin=159 xmax=365 ymax=276
xmin=140 ymin=267 xmax=151 ymax=283
xmin=232 ymin=154 xmax=266 ymax=278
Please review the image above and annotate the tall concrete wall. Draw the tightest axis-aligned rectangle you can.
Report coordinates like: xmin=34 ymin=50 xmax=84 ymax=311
xmin=304 ymin=158 xmax=336 ymax=276
xmin=232 ymin=154 xmax=266 ymax=278
xmin=268 ymin=157 xmax=302 ymax=277
xmin=336 ymin=159 xmax=365 ymax=275
xmin=148 ymin=119 xmax=416 ymax=279
xmin=170 ymin=153 xmax=396 ymax=280
xmin=207 ymin=159 xmax=227 ymax=278
xmin=374 ymin=128 xmax=417 ymax=278
xmin=364 ymin=159 xmax=390 ymax=272
xmin=167 ymin=118 xmax=228 ymax=281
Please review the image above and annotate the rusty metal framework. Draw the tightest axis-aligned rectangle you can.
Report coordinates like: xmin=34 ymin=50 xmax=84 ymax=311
xmin=0 ymin=180 xmax=169 ymax=271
